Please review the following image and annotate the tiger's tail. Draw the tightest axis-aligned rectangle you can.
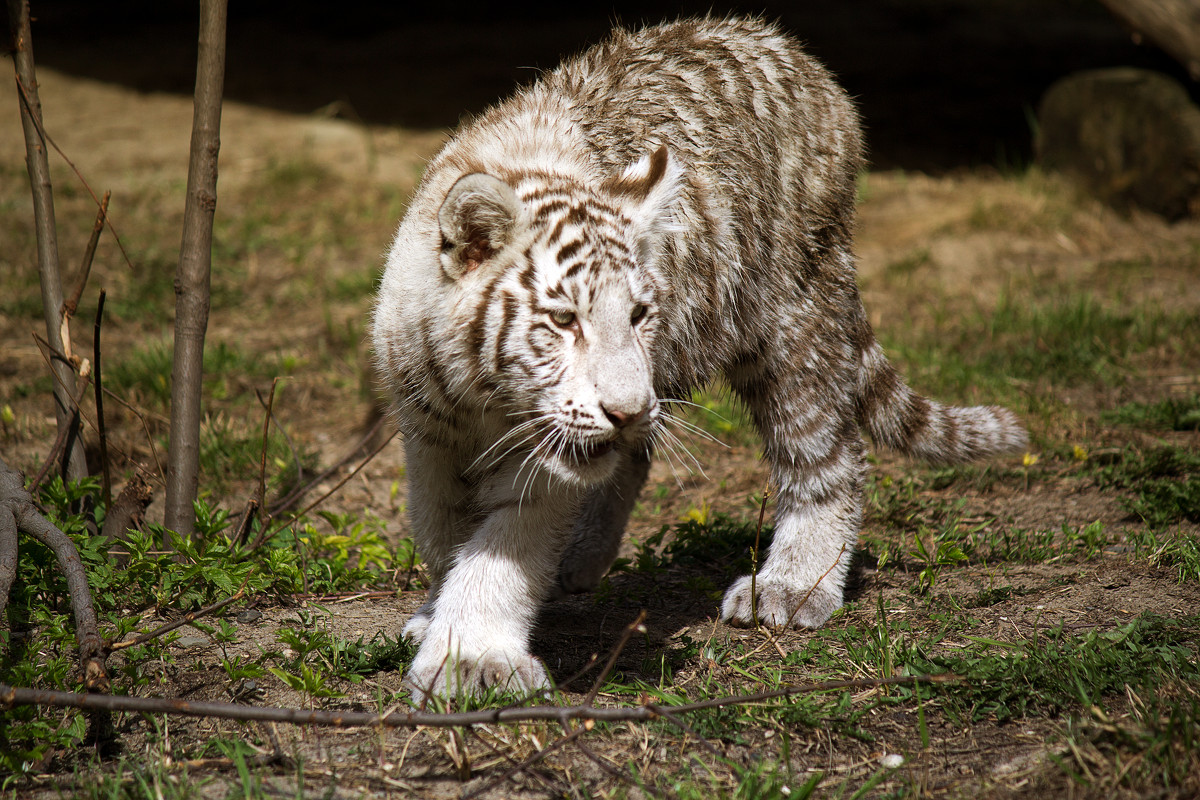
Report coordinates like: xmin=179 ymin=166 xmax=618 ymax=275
xmin=854 ymin=337 xmax=1027 ymax=464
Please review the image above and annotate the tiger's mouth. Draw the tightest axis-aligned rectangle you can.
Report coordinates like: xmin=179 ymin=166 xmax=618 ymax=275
xmin=568 ymin=439 xmax=616 ymax=463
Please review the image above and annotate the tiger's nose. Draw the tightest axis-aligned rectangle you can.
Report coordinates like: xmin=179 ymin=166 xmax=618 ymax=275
xmin=602 ymin=403 xmax=649 ymax=428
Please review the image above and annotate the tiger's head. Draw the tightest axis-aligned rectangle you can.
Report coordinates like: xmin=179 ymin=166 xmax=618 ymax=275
xmin=436 ymin=146 xmax=682 ymax=486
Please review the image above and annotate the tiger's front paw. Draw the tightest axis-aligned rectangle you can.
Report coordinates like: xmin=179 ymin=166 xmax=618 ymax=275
xmin=404 ymin=628 xmax=549 ymax=704
xmin=720 ymin=574 xmax=842 ymax=629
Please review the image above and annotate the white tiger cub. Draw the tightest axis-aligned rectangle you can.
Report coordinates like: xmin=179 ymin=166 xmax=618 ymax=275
xmin=371 ymin=16 xmax=1026 ymax=699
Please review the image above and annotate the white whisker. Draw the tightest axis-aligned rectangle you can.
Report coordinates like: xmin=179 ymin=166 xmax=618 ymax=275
xmin=654 ymin=422 xmax=707 ymax=480
xmin=661 ymin=397 xmax=732 ymax=421
xmin=660 ymin=410 xmax=728 ymax=448
xmin=650 ymin=431 xmax=690 ymax=489
xmin=470 ymin=413 xmax=553 ymax=473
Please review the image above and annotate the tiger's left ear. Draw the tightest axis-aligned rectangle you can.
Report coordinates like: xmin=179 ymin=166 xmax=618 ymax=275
xmin=603 ymin=145 xmax=684 ymax=258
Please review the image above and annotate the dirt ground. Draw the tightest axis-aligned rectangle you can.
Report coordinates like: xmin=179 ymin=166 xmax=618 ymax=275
xmin=2 ymin=4 xmax=1200 ymax=798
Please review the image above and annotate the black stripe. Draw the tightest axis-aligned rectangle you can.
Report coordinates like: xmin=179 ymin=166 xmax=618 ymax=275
xmin=535 ymin=204 xmax=571 ymax=229
xmin=556 ymin=238 xmax=584 ymax=264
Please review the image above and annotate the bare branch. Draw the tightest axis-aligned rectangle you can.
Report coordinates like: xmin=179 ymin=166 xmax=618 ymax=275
xmin=0 ymin=491 xmax=17 ymax=618
xmin=255 ymin=380 xmax=279 ymax=522
xmin=585 ymin=609 xmax=646 ymax=705
xmin=7 ymin=0 xmax=87 ymax=483
xmin=574 ymin=737 xmax=655 ymax=796
xmin=267 ymin=411 xmax=389 ymax=518
xmin=462 ymin=724 xmax=585 ymax=800
xmin=643 ymin=703 xmax=724 ymax=759
xmin=164 ymin=0 xmax=229 ymax=538
xmin=252 ymin=427 xmax=397 ymax=551
xmin=28 ymin=364 xmax=90 ymax=493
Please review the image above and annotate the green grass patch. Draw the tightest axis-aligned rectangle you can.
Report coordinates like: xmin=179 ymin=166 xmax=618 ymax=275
xmin=616 ymin=516 xmax=764 ymax=578
xmin=198 ymin=412 xmax=315 ymax=494
xmin=885 ymin=293 xmax=1199 ymax=404
xmin=926 ymin=614 xmax=1200 ymax=723
xmin=0 ymin=476 xmax=415 ymax=781
xmin=100 ymin=250 xmax=249 ymax=328
xmin=1092 ymin=445 xmax=1200 ymax=528
xmin=665 ymin=384 xmax=757 ymax=446
xmin=884 ymin=246 xmax=930 ymax=280
xmin=104 ymin=338 xmax=297 ymax=408
xmin=1103 ymin=394 xmax=1200 ymax=432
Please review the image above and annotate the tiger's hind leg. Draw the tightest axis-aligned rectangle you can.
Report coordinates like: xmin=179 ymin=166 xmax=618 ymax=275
xmin=556 ymin=450 xmax=652 ymax=595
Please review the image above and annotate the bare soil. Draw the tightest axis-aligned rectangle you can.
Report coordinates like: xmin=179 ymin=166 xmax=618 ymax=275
xmin=2 ymin=5 xmax=1200 ymax=798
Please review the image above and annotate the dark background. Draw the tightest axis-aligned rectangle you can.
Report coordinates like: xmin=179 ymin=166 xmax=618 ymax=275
xmin=8 ymin=0 xmax=1187 ymax=171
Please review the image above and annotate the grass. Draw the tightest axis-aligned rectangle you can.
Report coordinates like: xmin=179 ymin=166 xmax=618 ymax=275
xmin=1103 ymin=395 xmax=1200 ymax=432
xmin=1091 ymin=445 xmax=1200 ymax=528
xmin=881 ymin=293 xmax=1200 ymax=426
xmin=104 ymin=339 xmax=298 ymax=410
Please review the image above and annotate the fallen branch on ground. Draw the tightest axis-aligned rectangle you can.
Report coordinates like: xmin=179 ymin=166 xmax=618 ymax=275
xmin=0 ymin=673 xmax=955 ymax=730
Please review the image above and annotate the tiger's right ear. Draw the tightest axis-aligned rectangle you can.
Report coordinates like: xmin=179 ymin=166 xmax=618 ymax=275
xmin=437 ymin=173 xmax=522 ymax=280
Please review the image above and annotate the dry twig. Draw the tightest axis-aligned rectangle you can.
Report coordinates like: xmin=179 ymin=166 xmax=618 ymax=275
xmin=63 ymin=192 xmax=110 ymax=319
xmin=267 ymin=411 xmax=390 ymax=518
xmin=585 ymin=609 xmax=647 ymax=705
xmin=106 ymin=587 xmax=247 ymax=652
xmin=93 ymin=289 xmax=112 ymax=508
xmin=250 ymin=426 xmax=398 ymax=551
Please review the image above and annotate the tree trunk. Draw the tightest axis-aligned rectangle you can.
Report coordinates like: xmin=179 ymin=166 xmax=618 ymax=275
xmin=7 ymin=0 xmax=88 ymax=484
xmin=163 ymin=0 xmax=228 ymax=538
xmin=1099 ymin=0 xmax=1200 ymax=80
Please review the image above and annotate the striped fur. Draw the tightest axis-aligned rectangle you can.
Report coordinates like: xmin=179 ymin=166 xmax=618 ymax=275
xmin=371 ymin=16 xmax=1027 ymax=700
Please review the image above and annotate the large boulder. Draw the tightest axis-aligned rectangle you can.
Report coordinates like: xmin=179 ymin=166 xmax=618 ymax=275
xmin=1036 ymin=67 xmax=1200 ymax=219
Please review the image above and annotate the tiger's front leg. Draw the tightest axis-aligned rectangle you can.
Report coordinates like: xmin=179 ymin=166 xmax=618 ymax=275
xmin=404 ymin=482 xmax=580 ymax=702
xmin=720 ymin=330 xmax=866 ymax=629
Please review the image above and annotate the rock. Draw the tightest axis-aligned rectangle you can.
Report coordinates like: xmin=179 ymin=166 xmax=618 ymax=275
xmin=236 ymin=608 xmax=263 ymax=624
xmin=1036 ymin=68 xmax=1200 ymax=219
xmin=174 ymin=635 xmax=209 ymax=649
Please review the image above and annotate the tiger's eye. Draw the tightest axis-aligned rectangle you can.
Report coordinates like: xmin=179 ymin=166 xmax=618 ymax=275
xmin=550 ymin=310 xmax=577 ymax=328
xmin=631 ymin=303 xmax=648 ymax=323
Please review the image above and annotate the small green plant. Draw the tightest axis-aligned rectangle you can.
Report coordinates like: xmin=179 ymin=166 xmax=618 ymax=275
xmin=909 ymin=520 xmax=971 ymax=594
xmin=1 ymin=475 xmax=415 ymax=782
